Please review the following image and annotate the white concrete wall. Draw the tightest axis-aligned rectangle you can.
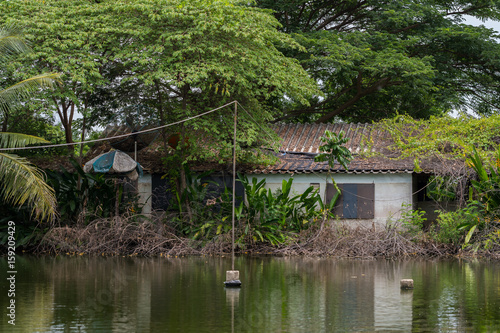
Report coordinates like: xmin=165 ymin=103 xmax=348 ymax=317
xmin=137 ymin=174 xmax=152 ymax=215
xmin=249 ymin=173 xmax=413 ymax=227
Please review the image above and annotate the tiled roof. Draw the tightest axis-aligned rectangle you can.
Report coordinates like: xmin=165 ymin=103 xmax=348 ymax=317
xmin=77 ymin=122 xmax=438 ymax=175
xmin=250 ymin=154 xmax=415 ymax=175
xmin=249 ymin=123 xmax=417 ymax=175
xmin=272 ymin=123 xmax=384 ymax=154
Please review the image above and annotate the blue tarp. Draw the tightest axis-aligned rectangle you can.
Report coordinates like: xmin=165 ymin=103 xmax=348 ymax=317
xmin=93 ymin=150 xmax=117 ymax=173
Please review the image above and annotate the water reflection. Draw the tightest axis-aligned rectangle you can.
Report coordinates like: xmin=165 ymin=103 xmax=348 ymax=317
xmin=1 ymin=256 xmax=500 ymax=332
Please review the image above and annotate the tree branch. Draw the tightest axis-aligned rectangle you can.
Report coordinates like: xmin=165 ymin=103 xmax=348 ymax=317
xmin=315 ymin=76 xmax=392 ymax=122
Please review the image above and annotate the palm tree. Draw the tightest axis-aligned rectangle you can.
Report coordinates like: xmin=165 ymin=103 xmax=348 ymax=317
xmin=0 ymin=25 xmax=60 ymax=221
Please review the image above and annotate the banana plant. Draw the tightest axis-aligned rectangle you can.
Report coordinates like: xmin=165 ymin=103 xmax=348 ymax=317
xmin=462 ymin=146 xmax=500 ymax=246
xmin=468 ymin=146 xmax=500 ymax=216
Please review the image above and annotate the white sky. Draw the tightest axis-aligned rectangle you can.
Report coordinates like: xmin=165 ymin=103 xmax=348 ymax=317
xmin=464 ymin=15 xmax=500 ymax=35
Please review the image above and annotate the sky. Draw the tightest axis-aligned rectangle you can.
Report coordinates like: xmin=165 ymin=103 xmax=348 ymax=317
xmin=464 ymin=15 xmax=500 ymax=35
xmin=449 ymin=16 xmax=500 ymax=117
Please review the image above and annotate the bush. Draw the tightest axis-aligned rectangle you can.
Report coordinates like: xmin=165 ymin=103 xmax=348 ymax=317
xmin=415 ymin=201 xmax=483 ymax=246
xmin=47 ymin=159 xmax=142 ymax=224
xmin=170 ymin=171 xmax=326 ymax=247
xmin=237 ymin=174 xmax=323 ymax=246
xmin=399 ymin=203 xmax=427 ymax=237
xmin=399 ymin=201 xmax=483 ymax=247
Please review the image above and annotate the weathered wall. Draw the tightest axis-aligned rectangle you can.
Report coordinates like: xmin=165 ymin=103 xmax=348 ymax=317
xmin=138 ymin=171 xmax=414 ymax=227
xmin=138 ymin=174 xmax=152 ymax=215
xmin=249 ymin=173 xmax=413 ymax=228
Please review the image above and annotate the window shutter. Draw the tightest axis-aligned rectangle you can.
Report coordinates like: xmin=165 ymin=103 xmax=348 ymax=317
xmin=343 ymin=184 xmax=358 ymax=218
xmin=325 ymin=183 xmax=374 ymax=219
xmin=357 ymin=184 xmax=374 ymax=218
xmin=326 ymin=183 xmax=343 ymax=216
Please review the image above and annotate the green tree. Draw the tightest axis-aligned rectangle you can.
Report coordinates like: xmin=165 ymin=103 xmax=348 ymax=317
xmin=314 ymin=130 xmax=353 ymax=170
xmin=2 ymin=0 xmax=319 ymax=150
xmin=314 ymin=130 xmax=353 ymax=210
xmin=256 ymin=0 xmax=500 ymax=122
xmin=0 ymin=26 xmax=58 ymax=221
xmin=1 ymin=0 xmax=320 ymax=208
xmin=0 ymin=1 xmax=128 ymax=151
xmin=109 ymin=0 xmax=319 ymax=190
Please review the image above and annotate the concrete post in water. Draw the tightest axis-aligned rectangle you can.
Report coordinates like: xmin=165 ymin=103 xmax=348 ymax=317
xmin=224 ymin=270 xmax=241 ymax=287
xmin=400 ymin=279 xmax=414 ymax=290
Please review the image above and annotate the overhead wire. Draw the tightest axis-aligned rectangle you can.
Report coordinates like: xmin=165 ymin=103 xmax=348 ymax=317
xmin=5 ymin=99 xmax=433 ymax=202
xmin=0 ymin=100 xmax=237 ymax=151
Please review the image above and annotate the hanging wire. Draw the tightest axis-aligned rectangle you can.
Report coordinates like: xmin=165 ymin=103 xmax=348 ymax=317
xmin=6 ymin=99 xmax=431 ymax=202
xmin=0 ymin=101 xmax=237 ymax=151
xmin=236 ymin=102 xmax=279 ymax=144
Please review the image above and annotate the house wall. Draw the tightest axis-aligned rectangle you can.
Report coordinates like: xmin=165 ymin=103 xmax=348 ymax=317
xmin=138 ymin=174 xmax=152 ymax=215
xmin=249 ymin=173 xmax=413 ymax=228
xmin=138 ymin=172 xmax=244 ymax=214
xmin=138 ymin=172 xmax=414 ymax=227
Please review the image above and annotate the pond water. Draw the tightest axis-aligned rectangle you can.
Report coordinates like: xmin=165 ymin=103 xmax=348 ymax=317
xmin=1 ymin=255 xmax=500 ymax=332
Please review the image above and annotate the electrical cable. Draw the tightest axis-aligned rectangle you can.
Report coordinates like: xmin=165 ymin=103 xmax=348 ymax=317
xmin=7 ymin=99 xmax=435 ymax=202
xmin=0 ymin=100 xmax=237 ymax=151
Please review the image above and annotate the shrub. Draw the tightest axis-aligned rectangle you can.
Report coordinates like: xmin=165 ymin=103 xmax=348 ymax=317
xmin=399 ymin=203 xmax=427 ymax=237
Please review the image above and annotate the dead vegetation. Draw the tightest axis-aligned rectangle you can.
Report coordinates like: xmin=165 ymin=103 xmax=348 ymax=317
xmin=274 ymin=223 xmax=453 ymax=258
xmin=37 ymin=216 xmax=467 ymax=258
xmin=39 ymin=217 xmax=200 ymax=256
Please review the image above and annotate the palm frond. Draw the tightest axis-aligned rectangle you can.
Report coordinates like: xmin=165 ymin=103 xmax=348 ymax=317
xmin=0 ymin=152 xmax=56 ymax=221
xmin=0 ymin=25 xmax=29 ymax=63
xmin=0 ymin=132 xmax=49 ymax=149
xmin=0 ymin=73 xmax=62 ymax=113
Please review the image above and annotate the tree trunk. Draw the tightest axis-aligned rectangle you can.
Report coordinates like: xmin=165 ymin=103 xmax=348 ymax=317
xmin=53 ymin=96 xmax=75 ymax=154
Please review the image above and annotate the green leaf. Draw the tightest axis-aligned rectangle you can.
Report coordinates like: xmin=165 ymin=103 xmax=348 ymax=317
xmin=464 ymin=225 xmax=477 ymax=245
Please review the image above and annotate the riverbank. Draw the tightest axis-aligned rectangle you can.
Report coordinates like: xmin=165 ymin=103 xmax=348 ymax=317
xmin=28 ymin=216 xmax=500 ymax=259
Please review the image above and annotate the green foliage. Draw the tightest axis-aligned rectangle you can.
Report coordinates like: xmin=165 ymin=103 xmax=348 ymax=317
xmin=399 ymin=143 xmax=500 ymax=249
xmin=483 ymin=228 xmax=500 ymax=251
xmin=0 ymin=133 xmax=57 ymax=222
xmin=237 ymin=174 xmax=323 ymax=246
xmin=257 ymin=0 xmax=500 ymax=122
xmin=401 ymin=201 xmax=485 ymax=247
xmin=400 ymin=203 xmax=427 ymax=238
xmin=314 ymin=130 xmax=353 ymax=170
xmin=0 ymin=208 xmax=47 ymax=249
xmin=1 ymin=1 xmax=124 ymax=145
xmin=373 ymin=114 xmax=500 ymax=164
xmin=313 ymin=130 xmax=349 ymax=218
xmin=169 ymin=170 xmax=326 ymax=247
xmin=427 ymin=176 xmax=457 ymax=202
xmin=168 ymin=167 xmax=234 ymax=240
xmin=1 ymin=0 xmax=318 ymax=157
xmin=457 ymin=146 xmax=500 ymax=248
xmin=433 ymin=202 xmax=484 ymax=246
xmin=467 ymin=146 xmax=500 ymax=217
xmin=0 ymin=25 xmax=60 ymax=114
xmin=46 ymin=159 xmax=140 ymax=224
xmin=0 ymin=26 xmax=59 ymax=221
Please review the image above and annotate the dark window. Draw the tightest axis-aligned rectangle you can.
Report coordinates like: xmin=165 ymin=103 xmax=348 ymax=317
xmin=152 ymin=174 xmax=174 ymax=211
xmin=326 ymin=183 xmax=374 ymax=219
xmin=151 ymin=173 xmax=244 ymax=211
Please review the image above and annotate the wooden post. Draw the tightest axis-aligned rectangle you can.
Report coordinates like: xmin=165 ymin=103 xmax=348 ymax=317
xmin=225 ymin=101 xmax=241 ymax=288
xmin=232 ymin=101 xmax=237 ymax=271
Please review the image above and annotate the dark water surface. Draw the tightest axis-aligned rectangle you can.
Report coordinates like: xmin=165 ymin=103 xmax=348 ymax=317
xmin=1 ymin=255 xmax=500 ymax=332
